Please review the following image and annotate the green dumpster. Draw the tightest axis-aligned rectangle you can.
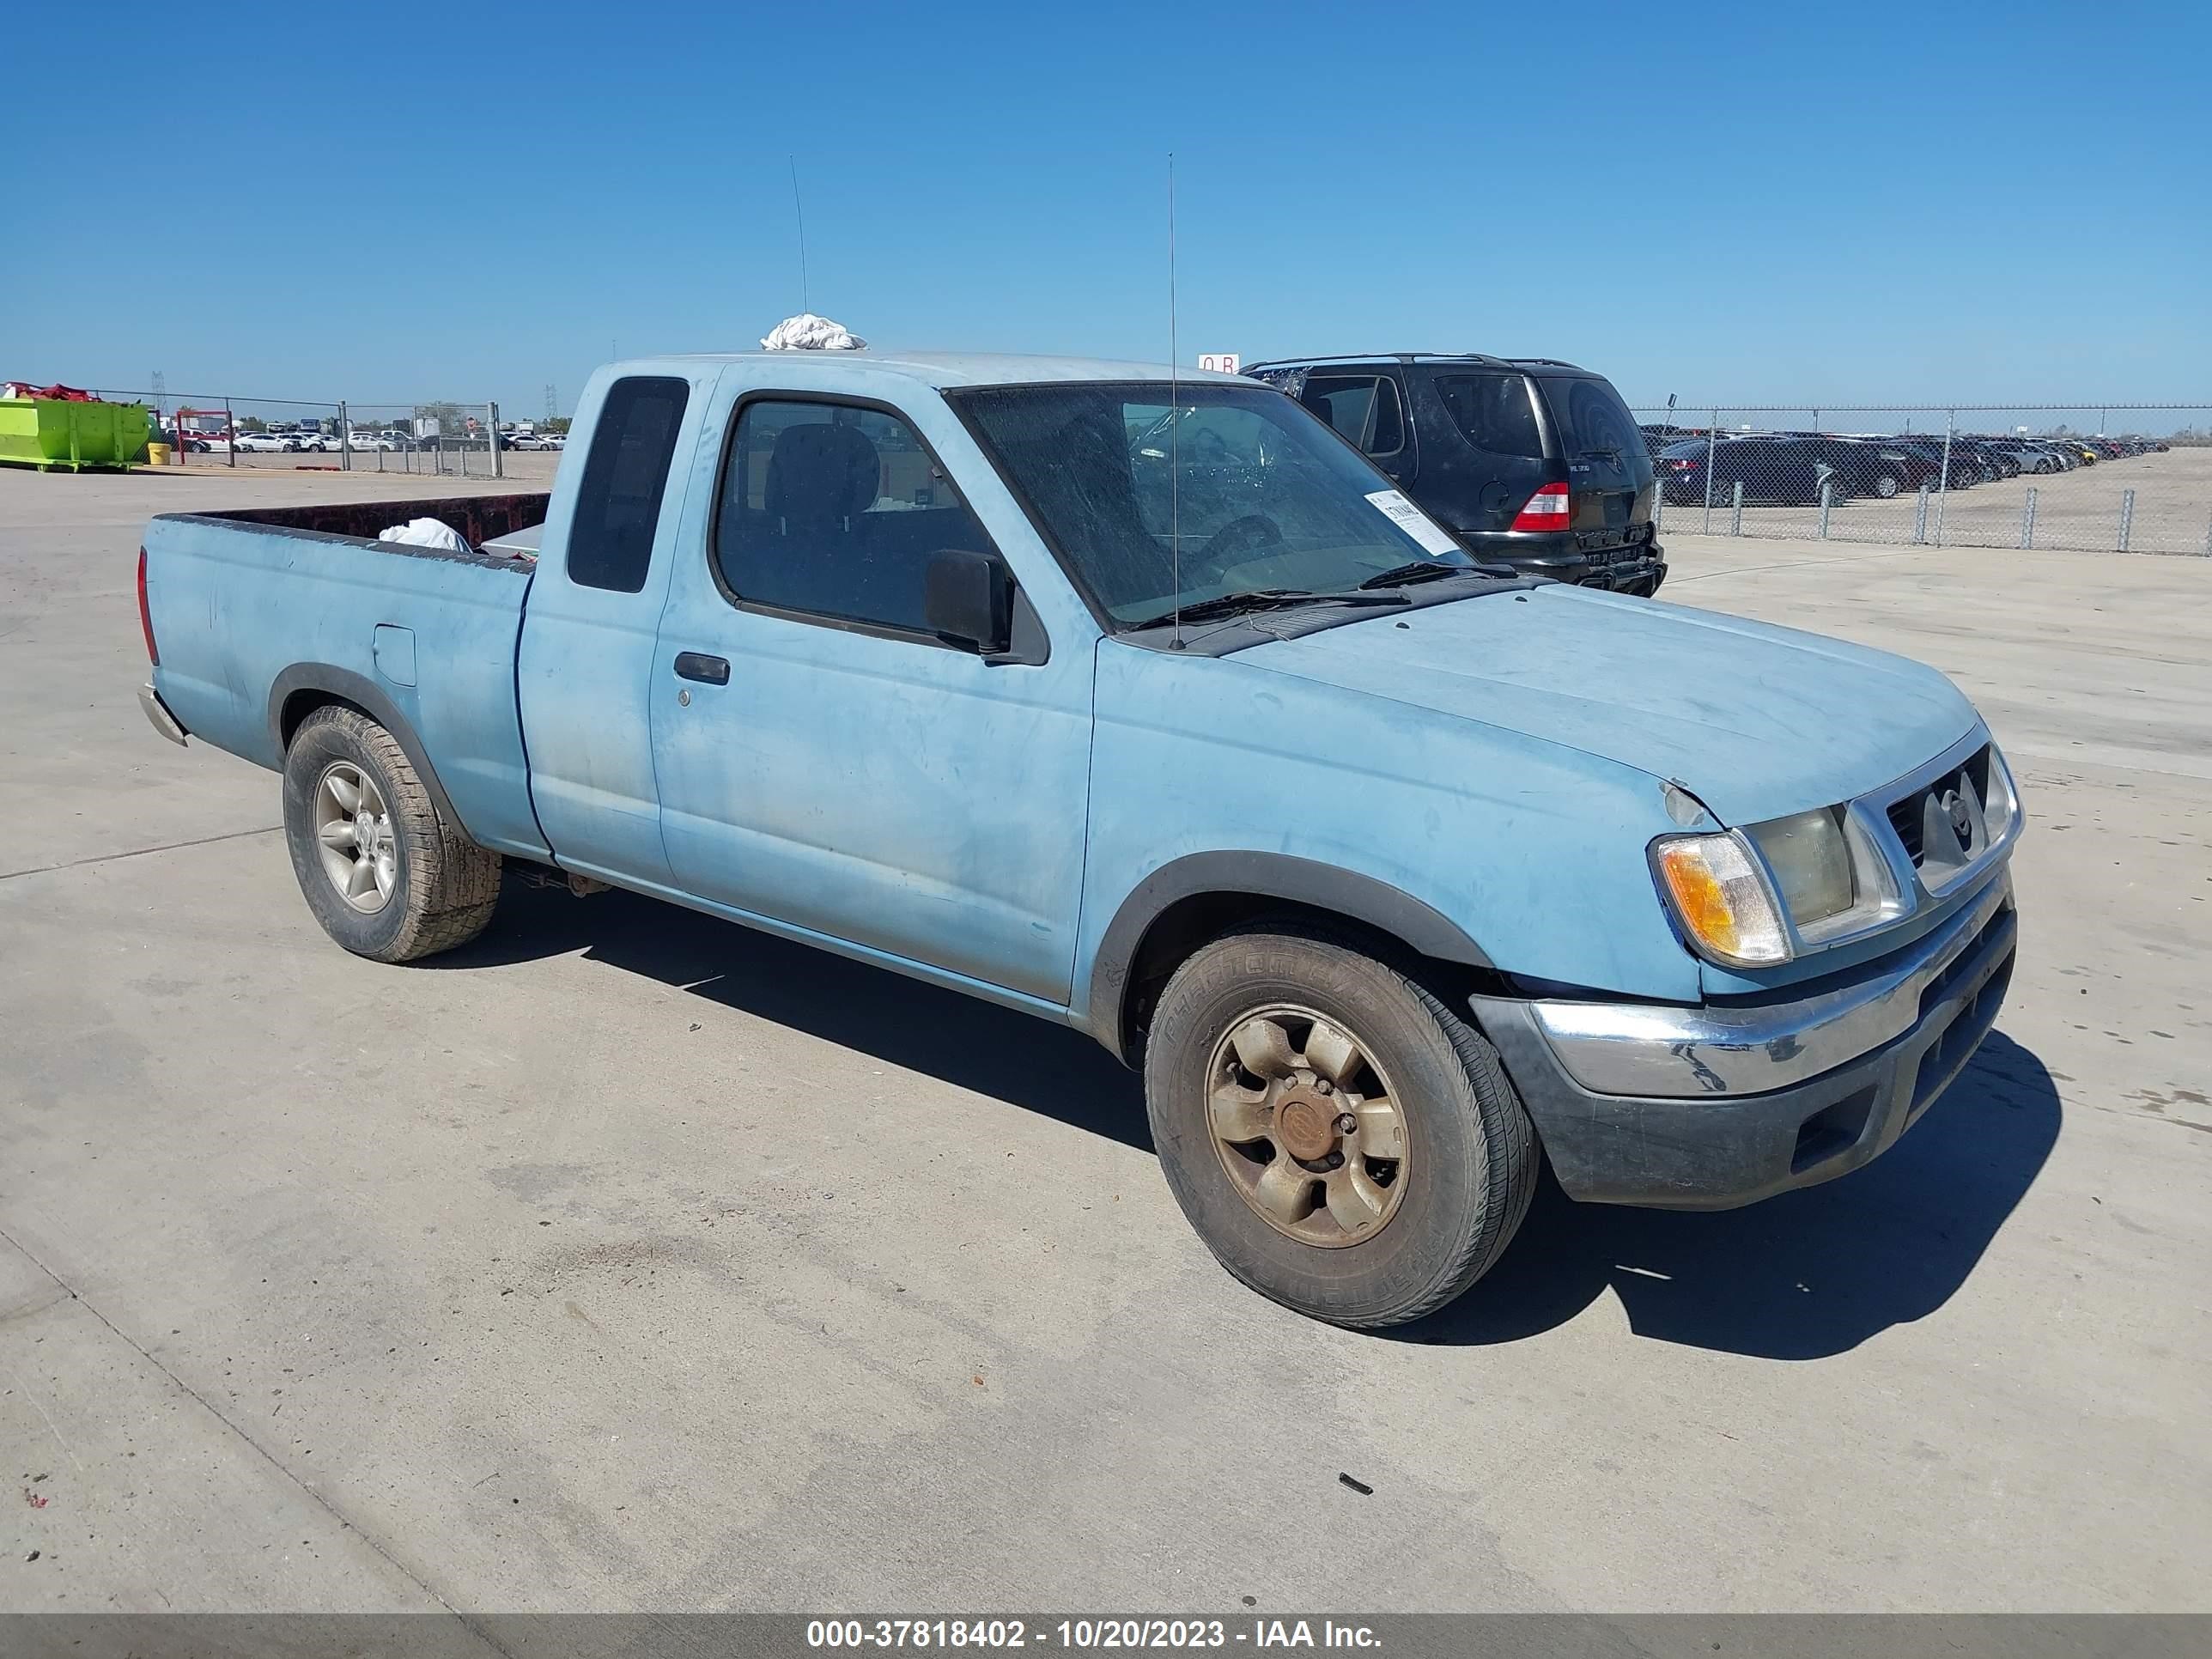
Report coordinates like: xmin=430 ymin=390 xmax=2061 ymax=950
xmin=0 ymin=397 xmax=153 ymax=472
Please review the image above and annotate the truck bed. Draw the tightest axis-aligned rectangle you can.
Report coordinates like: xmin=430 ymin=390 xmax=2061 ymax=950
xmin=143 ymin=493 xmax=556 ymax=860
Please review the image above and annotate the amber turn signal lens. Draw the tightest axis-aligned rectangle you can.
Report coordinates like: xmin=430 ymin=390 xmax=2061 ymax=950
xmin=1650 ymin=833 xmax=1790 ymax=968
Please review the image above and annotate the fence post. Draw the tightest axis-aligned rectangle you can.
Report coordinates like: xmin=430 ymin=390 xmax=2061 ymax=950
xmin=2204 ymin=508 xmax=2212 ymax=558
xmin=1912 ymin=484 xmax=1929 ymax=544
xmin=489 ymin=402 xmax=503 ymax=480
xmin=338 ymin=402 xmax=350 ymax=471
xmin=1730 ymin=480 xmax=1744 ymax=537
xmin=2021 ymin=486 xmax=2038 ymax=550
xmin=1702 ymin=411 xmax=1719 ymax=534
xmin=1819 ymin=477 xmax=1832 ymax=539
xmin=224 ymin=398 xmax=236 ymax=469
xmin=2118 ymin=489 xmax=2135 ymax=552
xmin=1935 ymin=411 xmax=1954 ymax=547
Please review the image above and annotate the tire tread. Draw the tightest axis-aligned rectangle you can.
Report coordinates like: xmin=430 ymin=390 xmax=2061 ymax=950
xmin=287 ymin=706 xmax=500 ymax=963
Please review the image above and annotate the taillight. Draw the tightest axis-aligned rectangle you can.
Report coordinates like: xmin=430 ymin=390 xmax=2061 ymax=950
xmin=137 ymin=546 xmax=159 ymax=665
xmin=1509 ymin=482 xmax=1571 ymax=532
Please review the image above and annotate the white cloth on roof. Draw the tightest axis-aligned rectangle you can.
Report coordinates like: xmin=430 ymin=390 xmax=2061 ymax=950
xmin=760 ymin=313 xmax=868 ymax=352
xmin=376 ymin=517 xmax=472 ymax=554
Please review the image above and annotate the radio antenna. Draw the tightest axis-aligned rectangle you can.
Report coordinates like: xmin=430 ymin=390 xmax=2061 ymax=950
xmin=1168 ymin=153 xmax=1183 ymax=650
xmin=789 ymin=155 xmax=811 ymax=314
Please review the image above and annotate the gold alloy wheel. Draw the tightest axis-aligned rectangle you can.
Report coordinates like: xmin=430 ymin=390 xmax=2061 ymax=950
xmin=1205 ymin=1005 xmax=1411 ymax=1248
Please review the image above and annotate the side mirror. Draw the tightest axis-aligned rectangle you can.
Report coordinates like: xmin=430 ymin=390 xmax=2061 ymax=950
xmin=924 ymin=549 xmax=1014 ymax=656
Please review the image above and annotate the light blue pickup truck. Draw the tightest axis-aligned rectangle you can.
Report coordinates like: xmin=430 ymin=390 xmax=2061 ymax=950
xmin=137 ymin=352 xmax=2021 ymax=1328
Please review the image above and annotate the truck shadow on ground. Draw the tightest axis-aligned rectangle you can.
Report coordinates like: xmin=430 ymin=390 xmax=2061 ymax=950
xmin=1401 ymin=1030 xmax=2062 ymax=1358
xmin=440 ymin=875 xmax=1155 ymax=1153
xmin=445 ymin=877 xmax=2059 ymax=1360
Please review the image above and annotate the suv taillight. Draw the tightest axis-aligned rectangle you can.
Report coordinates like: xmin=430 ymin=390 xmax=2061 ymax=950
xmin=1509 ymin=482 xmax=1571 ymax=532
xmin=137 ymin=546 xmax=158 ymax=665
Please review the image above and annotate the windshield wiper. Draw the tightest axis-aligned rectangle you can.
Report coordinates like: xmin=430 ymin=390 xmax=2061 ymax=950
xmin=1357 ymin=560 xmax=1476 ymax=589
xmin=1127 ymin=587 xmax=1411 ymax=629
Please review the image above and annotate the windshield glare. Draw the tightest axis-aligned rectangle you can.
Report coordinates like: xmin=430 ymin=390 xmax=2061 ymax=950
xmin=947 ymin=382 xmax=1477 ymax=625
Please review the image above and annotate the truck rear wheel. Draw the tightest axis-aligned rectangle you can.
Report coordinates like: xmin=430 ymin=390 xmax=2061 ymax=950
xmin=1143 ymin=927 xmax=1537 ymax=1328
xmin=281 ymin=706 xmax=501 ymax=963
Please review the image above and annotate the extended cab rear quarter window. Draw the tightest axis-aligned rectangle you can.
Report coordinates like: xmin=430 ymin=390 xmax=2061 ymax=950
xmin=568 ymin=376 xmax=691 ymax=592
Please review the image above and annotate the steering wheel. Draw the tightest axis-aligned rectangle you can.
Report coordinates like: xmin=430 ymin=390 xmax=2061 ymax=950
xmin=1194 ymin=514 xmax=1284 ymax=566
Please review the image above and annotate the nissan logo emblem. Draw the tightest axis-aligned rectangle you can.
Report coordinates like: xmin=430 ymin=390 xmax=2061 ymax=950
xmin=1941 ymin=789 xmax=1973 ymax=848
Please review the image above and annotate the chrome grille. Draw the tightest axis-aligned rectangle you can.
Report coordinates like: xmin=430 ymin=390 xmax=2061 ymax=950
xmin=1886 ymin=744 xmax=1991 ymax=870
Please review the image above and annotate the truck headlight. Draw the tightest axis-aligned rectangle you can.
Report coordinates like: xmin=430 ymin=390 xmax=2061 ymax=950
xmin=1655 ymin=803 xmax=1909 ymax=969
xmin=1748 ymin=808 xmax=1855 ymax=927
xmin=1650 ymin=832 xmax=1790 ymax=968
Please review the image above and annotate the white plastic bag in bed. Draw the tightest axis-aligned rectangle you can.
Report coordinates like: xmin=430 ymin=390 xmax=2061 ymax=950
xmin=376 ymin=517 xmax=471 ymax=554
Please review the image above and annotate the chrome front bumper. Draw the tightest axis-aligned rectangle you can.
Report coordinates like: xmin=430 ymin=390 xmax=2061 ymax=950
xmin=1471 ymin=872 xmax=2019 ymax=1208
xmin=1531 ymin=875 xmax=2014 ymax=1098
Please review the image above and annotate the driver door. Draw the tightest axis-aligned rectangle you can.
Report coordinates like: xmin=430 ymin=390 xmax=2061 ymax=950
xmin=648 ymin=388 xmax=1093 ymax=1006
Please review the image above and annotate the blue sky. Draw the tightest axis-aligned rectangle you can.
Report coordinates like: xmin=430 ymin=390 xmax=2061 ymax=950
xmin=8 ymin=1 xmax=2209 ymax=414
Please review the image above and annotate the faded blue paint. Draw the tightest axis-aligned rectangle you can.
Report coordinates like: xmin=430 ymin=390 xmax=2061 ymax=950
xmin=514 ymin=363 xmax=723 ymax=889
xmin=147 ymin=349 xmax=2014 ymax=1039
xmin=1237 ymin=584 xmax=1978 ymax=827
xmin=372 ymin=623 xmax=416 ymax=688
xmin=647 ymin=361 xmax=1094 ymax=1002
xmin=144 ymin=515 xmax=545 ymax=858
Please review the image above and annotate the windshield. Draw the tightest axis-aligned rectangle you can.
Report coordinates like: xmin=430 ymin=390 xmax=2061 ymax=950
xmin=947 ymin=381 xmax=1478 ymax=626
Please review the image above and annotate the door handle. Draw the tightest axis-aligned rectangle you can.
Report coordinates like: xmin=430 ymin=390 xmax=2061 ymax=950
xmin=673 ymin=652 xmax=730 ymax=686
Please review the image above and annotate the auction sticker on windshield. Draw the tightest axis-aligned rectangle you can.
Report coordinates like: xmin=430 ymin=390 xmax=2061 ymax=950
xmin=1364 ymin=489 xmax=1463 ymax=558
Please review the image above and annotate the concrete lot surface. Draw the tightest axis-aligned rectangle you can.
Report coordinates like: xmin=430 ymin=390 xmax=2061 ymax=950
xmin=2 ymin=465 xmax=2207 ymax=1615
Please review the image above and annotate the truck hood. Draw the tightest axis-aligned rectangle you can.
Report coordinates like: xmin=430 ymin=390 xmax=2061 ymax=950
xmin=1234 ymin=584 xmax=1978 ymax=825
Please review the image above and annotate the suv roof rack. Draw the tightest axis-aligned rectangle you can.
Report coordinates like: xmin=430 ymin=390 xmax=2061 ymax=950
xmin=1245 ymin=351 xmax=1522 ymax=371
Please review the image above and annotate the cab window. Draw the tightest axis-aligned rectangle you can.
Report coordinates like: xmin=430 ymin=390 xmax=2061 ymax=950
xmin=714 ymin=398 xmax=998 ymax=638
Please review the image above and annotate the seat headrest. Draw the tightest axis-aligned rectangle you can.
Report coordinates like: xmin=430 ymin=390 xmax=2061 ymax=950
xmin=765 ymin=421 xmax=880 ymax=526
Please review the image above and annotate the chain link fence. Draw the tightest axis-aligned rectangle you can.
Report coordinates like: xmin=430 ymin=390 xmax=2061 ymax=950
xmin=76 ymin=388 xmax=558 ymax=480
xmin=1636 ymin=405 xmax=2212 ymax=556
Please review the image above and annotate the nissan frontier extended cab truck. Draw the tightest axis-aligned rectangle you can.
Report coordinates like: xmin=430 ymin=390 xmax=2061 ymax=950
xmin=137 ymin=352 xmax=2021 ymax=1328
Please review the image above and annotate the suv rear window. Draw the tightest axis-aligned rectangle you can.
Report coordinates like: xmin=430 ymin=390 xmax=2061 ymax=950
xmin=1539 ymin=376 xmax=1654 ymax=484
xmin=1435 ymin=373 xmax=1543 ymax=459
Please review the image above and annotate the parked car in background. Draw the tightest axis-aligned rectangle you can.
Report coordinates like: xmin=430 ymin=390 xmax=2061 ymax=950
xmin=1660 ymin=436 xmax=1849 ymax=506
xmin=234 ymin=431 xmax=291 ymax=453
xmin=1246 ymin=353 xmax=1665 ymax=596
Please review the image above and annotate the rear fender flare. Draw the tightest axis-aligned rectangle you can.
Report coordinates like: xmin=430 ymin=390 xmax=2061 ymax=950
xmin=265 ymin=664 xmax=471 ymax=841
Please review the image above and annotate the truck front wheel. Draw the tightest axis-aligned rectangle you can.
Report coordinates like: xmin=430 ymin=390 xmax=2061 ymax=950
xmin=1144 ymin=928 xmax=1537 ymax=1328
xmin=281 ymin=706 xmax=501 ymax=963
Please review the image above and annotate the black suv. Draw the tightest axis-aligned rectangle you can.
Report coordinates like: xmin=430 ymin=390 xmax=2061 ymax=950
xmin=1244 ymin=354 xmax=1664 ymax=595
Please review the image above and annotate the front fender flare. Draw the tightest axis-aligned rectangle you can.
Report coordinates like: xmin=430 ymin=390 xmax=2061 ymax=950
xmin=1081 ymin=851 xmax=1494 ymax=1060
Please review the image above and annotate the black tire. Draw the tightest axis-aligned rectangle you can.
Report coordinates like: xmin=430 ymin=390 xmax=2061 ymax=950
xmin=281 ymin=706 xmax=501 ymax=963
xmin=1144 ymin=927 xmax=1538 ymax=1328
